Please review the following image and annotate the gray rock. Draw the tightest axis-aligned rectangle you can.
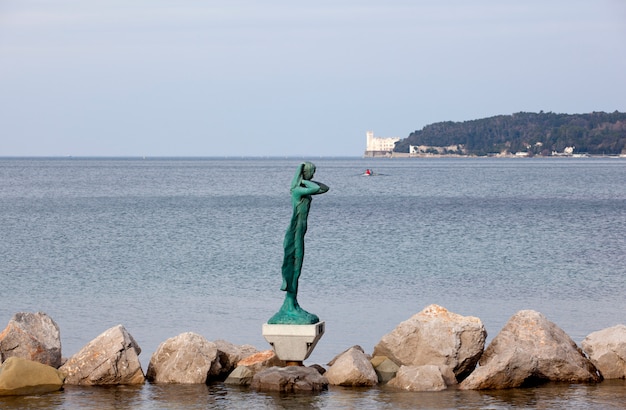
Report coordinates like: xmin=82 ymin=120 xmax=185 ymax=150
xmin=325 ymin=346 xmax=378 ymax=386
xmin=251 ymin=366 xmax=328 ymax=392
xmin=0 ymin=312 xmax=62 ymax=368
xmin=387 ymin=365 xmax=447 ymax=391
xmin=146 ymin=332 xmax=221 ymax=384
xmin=213 ymin=339 xmax=259 ymax=378
xmin=582 ymin=324 xmax=626 ymax=379
xmin=0 ymin=357 xmax=65 ymax=396
xmin=224 ymin=365 xmax=254 ymax=386
xmin=223 ymin=349 xmax=289 ymax=386
xmin=309 ymin=363 xmax=326 ymax=375
xmin=370 ymin=356 xmax=399 ymax=384
xmin=460 ymin=310 xmax=602 ymax=390
xmin=59 ymin=324 xmax=144 ymax=385
xmin=327 ymin=345 xmax=367 ymax=366
xmin=373 ymin=304 xmax=486 ymax=382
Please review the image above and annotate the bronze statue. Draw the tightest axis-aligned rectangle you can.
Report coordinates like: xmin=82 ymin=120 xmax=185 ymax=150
xmin=268 ymin=162 xmax=329 ymax=325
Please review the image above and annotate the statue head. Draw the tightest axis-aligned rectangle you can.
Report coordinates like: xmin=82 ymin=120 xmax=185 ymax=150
xmin=302 ymin=162 xmax=316 ymax=180
xmin=290 ymin=162 xmax=316 ymax=191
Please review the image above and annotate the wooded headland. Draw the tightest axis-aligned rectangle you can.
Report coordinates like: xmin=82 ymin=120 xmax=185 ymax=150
xmin=394 ymin=111 xmax=626 ymax=157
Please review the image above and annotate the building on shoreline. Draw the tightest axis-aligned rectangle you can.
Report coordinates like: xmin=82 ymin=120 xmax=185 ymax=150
xmin=363 ymin=131 xmax=400 ymax=157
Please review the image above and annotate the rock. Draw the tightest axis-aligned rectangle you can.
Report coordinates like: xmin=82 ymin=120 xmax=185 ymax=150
xmin=0 ymin=312 xmax=62 ymax=368
xmin=236 ymin=349 xmax=285 ymax=374
xmin=59 ymin=324 xmax=144 ymax=385
xmin=251 ymin=366 xmax=328 ymax=392
xmin=146 ymin=332 xmax=221 ymax=384
xmin=460 ymin=310 xmax=602 ymax=390
xmin=224 ymin=365 xmax=254 ymax=386
xmin=309 ymin=363 xmax=326 ymax=375
xmin=327 ymin=345 xmax=368 ymax=366
xmin=373 ymin=304 xmax=486 ymax=382
xmin=0 ymin=357 xmax=64 ymax=396
xmin=213 ymin=339 xmax=259 ymax=377
xmin=582 ymin=324 xmax=626 ymax=379
xmin=370 ymin=356 xmax=399 ymax=384
xmin=222 ymin=350 xmax=286 ymax=386
xmin=325 ymin=346 xmax=378 ymax=386
xmin=387 ymin=365 xmax=447 ymax=391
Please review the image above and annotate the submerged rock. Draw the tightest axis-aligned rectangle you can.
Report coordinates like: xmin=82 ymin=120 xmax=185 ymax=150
xmin=251 ymin=366 xmax=328 ymax=392
xmin=460 ymin=310 xmax=602 ymax=390
xmin=224 ymin=365 xmax=254 ymax=386
xmin=0 ymin=312 xmax=62 ymax=368
xmin=582 ymin=324 xmax=626 ymax=379
xmin=373 ymin=304 xmax=486 ymax=382
xmin=0 ymin=357 xmax=64 ymax=396
xmin=60 ymin=324 xmax=144 ymax=385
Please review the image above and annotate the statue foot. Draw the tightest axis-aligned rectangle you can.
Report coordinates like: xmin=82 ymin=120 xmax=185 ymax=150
xmin=268 ymin=309 xmax=319 ymax=325
xmin=267 ymin=295 xmax=319 ymax=325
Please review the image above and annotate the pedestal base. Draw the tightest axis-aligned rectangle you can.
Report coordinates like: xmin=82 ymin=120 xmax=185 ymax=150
xmin=262 ymin=321 xmax=325 ymax=363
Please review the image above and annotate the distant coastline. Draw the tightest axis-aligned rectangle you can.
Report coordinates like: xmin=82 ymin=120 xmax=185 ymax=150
xmin=384 ymin=152 xmax=626 ymax=159
xmin=364 ymin=111 xmax=626 ymax=158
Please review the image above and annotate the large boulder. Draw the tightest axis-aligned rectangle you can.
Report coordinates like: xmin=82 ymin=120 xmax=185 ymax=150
xmin=581 ymin=324 xmax=626 ymax=379
xmin=59 ymin=324 xmax=144 ymax=385
xmin=387 ymin=365 xmax=447 ymax=391
xmin=0 ymin=357 xmax=65 ymax=396
xmin=251 ymin=366 xmax=328 ymax=392
xmin=460 ymin=310 xmax=602 ymax=390
xmin=0 ymin=312 xmax=62 ymax=368
xmin=325 ymin=346 xmax=378 ymax=386
xmin=146 ymin=332 xmax=222 ymax=384
xmin=373 ymin=304 xmax=486 ymax=382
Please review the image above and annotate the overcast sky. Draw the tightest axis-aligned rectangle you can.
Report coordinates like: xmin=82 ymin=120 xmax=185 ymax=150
xmin=1 ymin=1 xmax=625 ymax=157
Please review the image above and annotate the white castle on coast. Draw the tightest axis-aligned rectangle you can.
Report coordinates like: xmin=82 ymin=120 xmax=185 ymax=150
xmin=363 ymin=131 xmax=401 ymax=157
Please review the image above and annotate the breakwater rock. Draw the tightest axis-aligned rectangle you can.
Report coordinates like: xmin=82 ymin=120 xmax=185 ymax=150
xmin=0 ymin=312 xmax=62 ymax=368
xmin=581 ymin=324 xmax=626 ymax=379
xmin=146 ymin=332 xmax=224 ymax=384
xmin=373 ymin=304 xmax=486 ymax=383
xmin=459 ymin=310 xmax=601 ymax=390
xmin=325 ymin=345 xmax=377 ymax=386
xmin=251 ymin=366 xmax=327 ymax=392
xmin=0 ymin=305 xmax=624 ymax=395
xmin=59 ymin=324 xmax=144 ymax=385
xmin=0 ymin=357 xmax=64 ymax=396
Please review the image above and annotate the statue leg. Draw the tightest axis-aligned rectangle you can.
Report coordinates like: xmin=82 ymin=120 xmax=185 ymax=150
xmin=280 ymin=240 xmax=296 ymax=292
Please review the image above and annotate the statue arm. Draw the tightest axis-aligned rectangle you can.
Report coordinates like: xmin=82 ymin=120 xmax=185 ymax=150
xmin=312 ymin=180 xmax=329 ymax=194
xmin=296 ymin=180 xmax=329 ymax=196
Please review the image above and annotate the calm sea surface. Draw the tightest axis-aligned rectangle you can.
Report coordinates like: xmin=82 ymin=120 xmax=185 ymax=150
xmin=1 ymin=157 xmax=625 ymax=409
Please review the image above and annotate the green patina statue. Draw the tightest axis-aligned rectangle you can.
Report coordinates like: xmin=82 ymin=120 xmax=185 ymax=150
xmin=268 ymin=162 xmax=329 ymax=325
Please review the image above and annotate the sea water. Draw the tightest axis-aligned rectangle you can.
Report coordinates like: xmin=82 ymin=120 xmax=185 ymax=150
xmin=0 ymin=157 xmax=625 ymax=409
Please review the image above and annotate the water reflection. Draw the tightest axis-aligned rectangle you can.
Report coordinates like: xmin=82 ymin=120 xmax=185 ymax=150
xmin=0 ymin=381 xmax=624 ymax=409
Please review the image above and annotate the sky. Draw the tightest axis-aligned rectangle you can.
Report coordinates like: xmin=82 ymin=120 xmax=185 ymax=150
xmin=1 ymin=1 xmax=625 ymax=157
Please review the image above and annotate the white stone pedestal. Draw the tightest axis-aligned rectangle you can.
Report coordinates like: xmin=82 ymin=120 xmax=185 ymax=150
xmin=262 ymin=321 xmax=325 ymax=363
